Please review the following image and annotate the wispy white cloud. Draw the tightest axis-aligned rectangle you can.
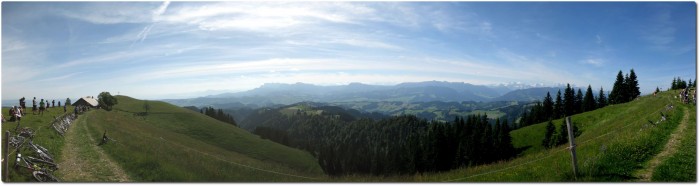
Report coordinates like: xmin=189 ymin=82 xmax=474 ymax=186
xmin=152 ymin=1 xmax=170 ymax=20
xmin=596 ymin=34 xmax=602 ymax=44
xmin=36 ymin=72 xmax=82 ymax=82
xmin=57 ymin=3 xmax=157 ymax=24
xmin=581 ymin=58 xmax=604 ymax=67
xmin=640 ymin=6 xmax=686 ymax=53
xmin=2 ymin=37 xmax=28 ymax=52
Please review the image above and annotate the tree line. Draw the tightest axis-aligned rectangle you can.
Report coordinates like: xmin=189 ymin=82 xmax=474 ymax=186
xmin=671 ymin=77 xmax=695 ymax=90
xmin=241 ymin=108 xmax=518 ymax=176
xmin=200 ymin=106 xmax=238 ymax=126
xmin=519 ymin=69 xmax=640 ymax=127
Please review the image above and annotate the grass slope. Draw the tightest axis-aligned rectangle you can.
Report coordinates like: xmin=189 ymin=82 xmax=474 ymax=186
xmin=651 ymin=103 xmax=696 ymax=181
xmin=443 ymin=90 xmax=693 ymax=182
xmin=2 ymin=105 xmax=75 ymax=182
xmin=83 ymin=96 xmax=324 ymax=181
xmin=333 ymin=90 xmax=693 ymax=182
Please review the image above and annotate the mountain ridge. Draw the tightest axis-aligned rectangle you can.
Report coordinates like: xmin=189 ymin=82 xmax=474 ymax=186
xmin=163 ymin=81 xmax=575 ymax=107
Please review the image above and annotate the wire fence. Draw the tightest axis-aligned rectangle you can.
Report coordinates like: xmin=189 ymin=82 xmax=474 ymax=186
xmin=444 ymin=96 xmax=678 ymax=182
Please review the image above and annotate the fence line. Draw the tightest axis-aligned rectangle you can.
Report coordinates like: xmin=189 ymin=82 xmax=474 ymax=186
xmin=444 ymin=97 xmax=677 ymax=182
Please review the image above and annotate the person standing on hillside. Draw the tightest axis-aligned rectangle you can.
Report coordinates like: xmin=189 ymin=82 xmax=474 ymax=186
xmin=39 ymin=99 xmax=45 ymax=116
xmin=63 ymin=103 xmax=67 ymax=113
xmin=9 ymin=107 xmax=15 ymax=122
xmin=20 ymin=97 xmax=26 ymax=116
xmin=32 ymin=97 xmax=37 ymax=115
xmin=52 ymin=100 xmax=55 ymax=108
xmin=19 ymin=97 xmax=25 ymax=114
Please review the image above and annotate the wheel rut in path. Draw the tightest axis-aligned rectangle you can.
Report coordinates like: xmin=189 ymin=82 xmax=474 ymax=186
xmin=635 ymin=106 xmax=689 ymax=181
xmin=58 ymin=113 xmax=130 ymax=182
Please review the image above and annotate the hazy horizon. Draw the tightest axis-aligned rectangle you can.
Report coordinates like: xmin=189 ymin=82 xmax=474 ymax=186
xmin=2 ymin=2 xmax=696 ymax=100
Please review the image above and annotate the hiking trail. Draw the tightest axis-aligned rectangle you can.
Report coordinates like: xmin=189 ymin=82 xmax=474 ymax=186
xmin=634 ymin=106 xmax=690 ymax=181
xmin=58 ymin=113 xmax=130 ymax=182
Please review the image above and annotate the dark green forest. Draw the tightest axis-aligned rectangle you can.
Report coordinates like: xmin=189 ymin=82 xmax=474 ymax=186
xmin=519 ymin=69 xmax=643 ymax=128
xmin=244 ymin=108 xmax=517 ymax=176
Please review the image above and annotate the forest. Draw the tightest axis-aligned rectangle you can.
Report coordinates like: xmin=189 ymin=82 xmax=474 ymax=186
xmin=246 ymin=108 xmax=517 ymax=176
xmin=518 ymin=69 xmax=643 ymax=128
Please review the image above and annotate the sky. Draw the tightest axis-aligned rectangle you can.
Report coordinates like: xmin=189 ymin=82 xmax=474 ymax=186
xmin=1 ymin=2 xmax=697 ymax=101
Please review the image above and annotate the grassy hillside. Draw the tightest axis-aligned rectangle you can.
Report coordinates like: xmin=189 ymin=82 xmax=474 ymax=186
xmin=2 ymin=105 xmax=75 ymax=182
xmin=6 ymin=90 xmax=692 ymax=182
xmin=332 ymin=90 xmax=694 ymax=182
xmin=439 ymin=90 xmax=693 ymax=181
xmin=81 ymin=96 xmax=325 ymax=181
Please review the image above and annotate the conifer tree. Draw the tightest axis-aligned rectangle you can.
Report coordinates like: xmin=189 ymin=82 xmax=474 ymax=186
xmin=575 ymin=89 xmax=584 ymax=114
xmin=622 ymin=73 xmax=631 ymax=103
xmin=563 ymin=84 xmax=575 ymax=116
xmin=627 ymin=69 xmax=640 ymax=100
xmin=672 ymin=77 xmax=678 ymax=90
xmin=680 ymin=78 xmax=688 ymax=89
xmin=609 ymin=70 xmax=625 ymax=104
xmin=555 ymin=122 xmax=568 ymax=146
xmin=583 ymin=85 xmax=596 ymax=112
xmin=542 ymin=120 xmax=555 ymax=149
xmin=690 ymin=79 xmax=695 ymax=88
xmin=498 ymin=119 xmax=514 ymax=160
xmin=597 ymin=87 xmax=607 ymax=108
xmin=542 ymin=92 xmax=554 ymax=120
xmin=554 ymin=90 xmax=563 ymax=119
xmin=520 ymin=110 xmax=528 ymax=127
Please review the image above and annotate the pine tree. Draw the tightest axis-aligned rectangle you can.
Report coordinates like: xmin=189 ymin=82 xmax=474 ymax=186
xmin=542 ymin=92 xmax=554 ymax=120
xmin=583 ymin=85 xmax=596 ymax=112
xmin=563 ymin=84 xmax=575 ymax=116
xmin=680 ymin=78 xmax=688 ymax=89
xmin=555 ymin=121 xmax=568 ymax=146
xmin=542 ymin=120 xmax=555 ymax=149
xmin=498 ymin=119 xmax=514 ymax=160
xmin=622 ymin=73 xmax=631 ymax=103
xmin=627 ymin=69 xmax=640 ymax=100
xmin=610 ymin=70 xmax=625 ymax=104
xmin=554 ymin=90 xmax=563 ymax=119
xmin=597 ymin=87 xmax=607 ymax=108
xmin=520 ymin=110 xmax=528 ymax=127
xmin=672 ymin=77 xmax=678 ymax=90
xmin=690 ymin=79 xmax=695 ymax=88
xmin=575 ymin=89 xmax=584 ymax=114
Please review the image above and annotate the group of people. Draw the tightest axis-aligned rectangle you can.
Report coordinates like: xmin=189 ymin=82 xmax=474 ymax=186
xmin=679 ymin=87 xmax=696 ymax=104
xmin=74 ymin=105 xmax=90 ymax=115
xmin=3 ymin=97 xmax=72 ymax=123
xmin=31 ymin=97 xmax=62 ymax=116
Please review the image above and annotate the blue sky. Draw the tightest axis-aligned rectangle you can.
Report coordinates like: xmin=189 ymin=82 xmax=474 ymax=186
xmin=2 ymin=2 xmax=696 ymax=100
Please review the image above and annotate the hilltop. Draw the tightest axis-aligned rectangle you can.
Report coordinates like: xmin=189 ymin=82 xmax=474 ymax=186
xmin=58 ymin=95 xmax=325 ymax=181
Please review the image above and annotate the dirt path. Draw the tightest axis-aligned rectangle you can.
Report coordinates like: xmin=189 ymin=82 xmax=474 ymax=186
xmin=58 ymin=113 xmax=130 ymax=182
xmin=635 ymin=106 xmax=689 ymax=181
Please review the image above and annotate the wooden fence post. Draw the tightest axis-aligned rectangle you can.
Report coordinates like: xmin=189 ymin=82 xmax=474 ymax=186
xmin=4 ymin=131 xmax=10 ymax=182
xmin=565 ymin=116 xmax=578 ymax=180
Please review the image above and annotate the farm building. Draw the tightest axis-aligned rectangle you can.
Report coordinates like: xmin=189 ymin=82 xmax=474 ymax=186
xmin=72 ymin=96 xmax=99 ymax=108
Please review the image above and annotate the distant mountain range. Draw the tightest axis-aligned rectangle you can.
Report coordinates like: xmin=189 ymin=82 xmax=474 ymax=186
xmin=163 ymin=81 xmax=570 ymax=108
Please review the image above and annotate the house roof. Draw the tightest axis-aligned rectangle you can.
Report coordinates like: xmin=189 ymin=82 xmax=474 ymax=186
xmin=75 ymin=97 xmax=99 ymax=107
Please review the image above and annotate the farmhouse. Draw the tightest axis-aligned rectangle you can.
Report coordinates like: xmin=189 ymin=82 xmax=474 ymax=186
xmin=72 ymin=96 xmax=99 ymax=108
